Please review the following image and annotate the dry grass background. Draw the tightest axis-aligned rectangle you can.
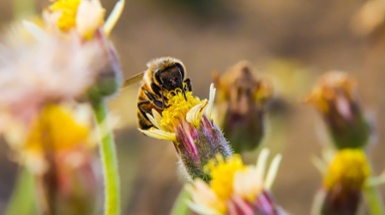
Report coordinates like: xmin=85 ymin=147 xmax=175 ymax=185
xmin=1 ymin=0 xmax=385 ymax=214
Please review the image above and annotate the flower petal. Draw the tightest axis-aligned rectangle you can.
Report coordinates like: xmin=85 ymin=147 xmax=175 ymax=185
xmin=139 ymin=128 xmax=176 ymax=141
xmin=186 ymin=100 xmax=208 ymax=127
xmin=264 ymin=154 xmax=282 ymax=190
xmin=104 ymin=0 xmax=125 ymax=36
xmin=205 ymin=83 xmax=216 ymax=120
xmin=22 ymin=20 xmax=50 ymax=42
xmin=256 ymin=148 xmax=270 ymax=182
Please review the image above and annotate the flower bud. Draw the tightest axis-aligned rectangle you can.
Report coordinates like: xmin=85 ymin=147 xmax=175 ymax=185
xmin=86 ymin=30 xmax=122 ymax=101
xmin=306 ymin=71 xmax=371 ymax=149
xmin=175 ymin=114 xmax=232 ymax=180
xmin=213 ymin=61 xmax=272 ymax=153
xmin=46 ymin=0 xmax=124 ymax=100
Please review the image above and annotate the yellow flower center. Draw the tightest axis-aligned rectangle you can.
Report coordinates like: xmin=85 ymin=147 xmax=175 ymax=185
xmin=25 ymin=104 xmax=90 ymax=152
xmin=324 ymin=149 xmax=370 ymax=190
xmin=49 ymin=0 xmax=81 ymax=32
xmin=160 ymin=89 xmax=201 ymax=132
xmin=205 ymin=155 xmax=246 ymax=202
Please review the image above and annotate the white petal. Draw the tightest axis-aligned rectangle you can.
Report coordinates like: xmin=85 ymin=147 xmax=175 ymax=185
xmin=186 ymin=201 xmax=222 ymax=215
xmin=22 ymin=20 xmax=50 ymax=42
xmin=233 ymin=168 xmax=262 ymax=201
xmin=366 ymin=170 xmax=385 ymax=187
xmin=205 ymin=83 xmax=216 ymax=120
xmin=151 ymin=109 xmax=163 ymax=128
xmin=186 ymin=101 xmax=207 ymax=127
xmin=311 ymin=156 xmax=327 ymax=175
xmin=139 ymin=128 xmax=176 ymax=141
xmin=146 ymin=112 xmax=159 ymax=128
xmin=256 ymin=148 xmax=270 ymax=182
xmin=76 ymin=0 xmax=104 ymax=38
xmin=264 ymin=154 xmax=282 ymax=190
xmin=104 ymin=0 xmax=125 ymax=36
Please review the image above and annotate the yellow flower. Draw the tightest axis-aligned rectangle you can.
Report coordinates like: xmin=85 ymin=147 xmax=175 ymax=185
xmin=204 ymin=155 xmax=245 ymax=202
xmin=5 ymin=104 xmax=94 ymax=174
xmin=160 ymin=90 xmax=202 ymax=132
xmin=140 ymin=83 xmax=232 ymax=180
xmin=25 ymin=104 xmax=90 ymax=152
xmin=141 ymin=83 xmax=216 ymax=142
xmin=48 ymin=0 xmax=124 ymax=39
xmin=49 ymin=0 xmax=81 ymax=32
xmin=187 ymin=149 xmax=283 ymax=215
xmin=324 ymin=149 xmax=370 ymax=190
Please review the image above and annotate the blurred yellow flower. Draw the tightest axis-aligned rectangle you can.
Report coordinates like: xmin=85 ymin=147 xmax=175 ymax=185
xmin=204 ymin=155 xmax=245 ymax=202
xmin=47 ymin=0 xmax=124 ymax=39
xmin=324 ymin=149 xmax=370 ymax=190
xmin=0 ymin=29 xmax=105 ymax=120
xmin=49 ymin=0 xmax=82 ymax=32
xmin=6 ymin=104 xmax=94 ymax=174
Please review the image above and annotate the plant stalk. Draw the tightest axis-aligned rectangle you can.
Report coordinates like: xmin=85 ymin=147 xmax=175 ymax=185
xmin=170 ymin=188 xmax=190 ymax=215
xmin=5 ymin=168 xmax=35 ymax=215
xmin=364 ymin=184 xmax=385 ymax=215
xmin=91 ymin=99 xmax=120 ymax=215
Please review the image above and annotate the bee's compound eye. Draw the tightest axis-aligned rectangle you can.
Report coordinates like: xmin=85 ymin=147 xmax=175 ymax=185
xmin=174 ymin=63 xmax=185 ymax=79
xmin=154 ymin=69 xmax=162 ymax=85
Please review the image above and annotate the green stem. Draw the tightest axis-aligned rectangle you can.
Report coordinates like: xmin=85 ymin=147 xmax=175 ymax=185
xmin=91 ymin=99 xmax=120 ymax=215
xmin=5 ymin=168 xmax=35 ymax=215
xmin=170 ymin=188 xmax=190 ymax=215
xmin=364 ymin=184 xmax=385 ymax=215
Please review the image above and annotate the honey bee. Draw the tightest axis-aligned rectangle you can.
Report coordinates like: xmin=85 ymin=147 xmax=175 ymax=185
xmin=123 ymin=57 xmax=192 ymax=130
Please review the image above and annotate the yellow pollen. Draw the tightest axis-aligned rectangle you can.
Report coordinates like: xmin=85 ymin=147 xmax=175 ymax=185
xmin=25 ymin=104 xmax=90 ymax=153
xmin=49 ymin=0 xmax=81 ymax=31
xmin=205 ymin=155 xmax=246 ymax=202
xmin=160 ymin=90 xmax=201 ymax=132
xmin=324 ymin=149 xmax=370 ymax=190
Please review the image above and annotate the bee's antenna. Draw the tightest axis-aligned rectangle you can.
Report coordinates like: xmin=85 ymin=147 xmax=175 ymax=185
xmin=180 ymin=83 xmax=187 ymax=100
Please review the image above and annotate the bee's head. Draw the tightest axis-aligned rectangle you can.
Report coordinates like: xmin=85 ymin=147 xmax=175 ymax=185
xmin=155 ymin=62 xmax=185 ymax=91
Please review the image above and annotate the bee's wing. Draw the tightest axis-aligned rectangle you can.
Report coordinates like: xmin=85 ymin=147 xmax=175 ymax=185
xmin=122 ymin=72 xmax=145 ymax=88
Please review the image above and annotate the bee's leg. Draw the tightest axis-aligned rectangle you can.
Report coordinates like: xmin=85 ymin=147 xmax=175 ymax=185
xmin=151 ymin=83 xmax=162 ymax=97
xmin=184 ymin=78 xmax=192 ymax=91
xmin=160 ymin=87 xmax=165 ymax=108
xmin=144 ymin=91 xmax=164 ymax=108
xmin=138 ymin=100 xmax=151 ymax=119
xmin=150 ymin=83 xmax=165 ymax=108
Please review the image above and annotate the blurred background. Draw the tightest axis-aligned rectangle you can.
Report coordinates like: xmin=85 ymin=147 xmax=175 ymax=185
xmin=1 ymin=0 xmax=385 ymax=214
